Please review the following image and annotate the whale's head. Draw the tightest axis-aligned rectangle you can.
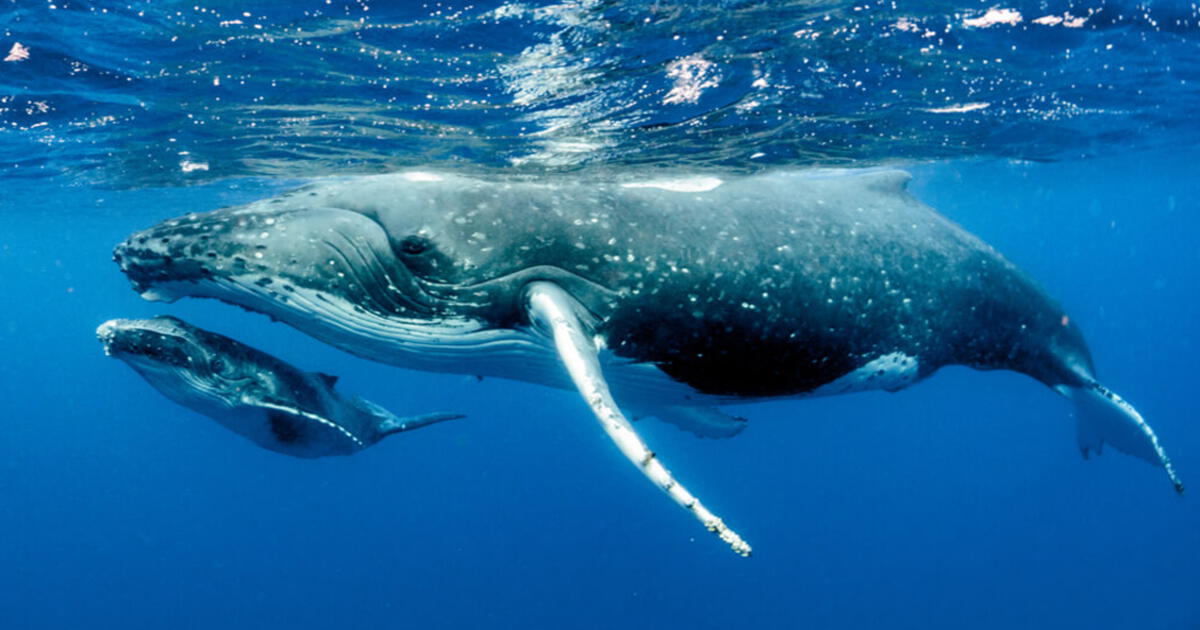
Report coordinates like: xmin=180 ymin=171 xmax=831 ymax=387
xmin=112 ymin=172 xmax=613 ymax=366
xmin=97 ymin=316 xmax=258 ymax=408
xmin=113 ymin=179 xmax=440 ymax=314
xmin=114 ymin=174 xmax=477 ymax=355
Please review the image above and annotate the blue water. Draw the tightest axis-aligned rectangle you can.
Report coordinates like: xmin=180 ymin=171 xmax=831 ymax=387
xmin=2 ymin=2 xmax=1198 ymax=629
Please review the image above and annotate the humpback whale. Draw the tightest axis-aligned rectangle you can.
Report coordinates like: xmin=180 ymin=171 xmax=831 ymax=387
xmin=97 ymin=315 xmax=463 ymax=458
xmin=112 ymin=169 xmax=1183 ymax=555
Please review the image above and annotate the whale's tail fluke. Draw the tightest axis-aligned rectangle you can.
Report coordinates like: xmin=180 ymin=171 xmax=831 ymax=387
xmin=1057 ymin=382 xmax=1183 ymax=494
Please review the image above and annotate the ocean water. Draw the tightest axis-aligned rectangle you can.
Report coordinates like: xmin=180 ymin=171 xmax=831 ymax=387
xmin=2 ymin=2 xmax=1198 ymax=629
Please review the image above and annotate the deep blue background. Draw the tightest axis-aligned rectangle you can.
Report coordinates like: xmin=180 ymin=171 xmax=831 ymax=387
xmin=1 ymin=151 xmax=1197 ymax=629
xmin=3 ymin=0 xmax=1200 ymax=626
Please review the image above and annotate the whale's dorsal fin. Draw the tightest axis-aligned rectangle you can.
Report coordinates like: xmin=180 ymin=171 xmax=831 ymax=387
xmin=860 ymin=169 xmax=912 ymax=194
xmin=316 ymin=372 xmax=339 ymax=388
xmin=524 ymin=280 xmax=751 ymax=557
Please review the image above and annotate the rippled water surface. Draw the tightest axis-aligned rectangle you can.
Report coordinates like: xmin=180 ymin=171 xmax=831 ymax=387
xmin=4 ymin=1 xmax=1200 ymax=184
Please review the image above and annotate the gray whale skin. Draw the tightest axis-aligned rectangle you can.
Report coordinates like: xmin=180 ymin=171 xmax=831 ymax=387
xmin=98 ymin=315 xmax=462 ymax=458
xmin=111 ymin=169 xmax=1183 ymax=556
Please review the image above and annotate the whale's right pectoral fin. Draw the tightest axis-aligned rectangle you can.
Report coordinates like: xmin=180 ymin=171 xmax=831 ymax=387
xmin=1058 ymin=382 xmax=1184 ymax=494
xmin=524 ymin=281 xmax=752 ymax=557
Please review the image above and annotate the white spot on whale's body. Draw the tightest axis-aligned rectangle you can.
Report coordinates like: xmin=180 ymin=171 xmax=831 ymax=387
xmin=621 ymin=177 xmax=724 ymax=193
xmin=401 ymin=171 xmax=445 ymax=182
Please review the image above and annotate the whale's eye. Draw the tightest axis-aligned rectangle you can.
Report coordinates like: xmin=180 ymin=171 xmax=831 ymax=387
xmin=210 ymin=357 xmax=233 ymax=376
xmin=393 ymin=233 xmax=450 ymax=281
xmin=398 ymin=235 xmax=431 ymax=256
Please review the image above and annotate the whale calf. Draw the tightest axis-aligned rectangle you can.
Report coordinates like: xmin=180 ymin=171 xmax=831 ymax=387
xmin=98 ymin=315 xmax=463 ymax=458
xmin=113 ymin=169 xmax=1182 ymax=555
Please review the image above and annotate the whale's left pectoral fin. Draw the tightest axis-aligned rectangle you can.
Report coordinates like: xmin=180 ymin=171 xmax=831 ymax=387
xmin=1059 ymin=382 xmax=1184 ymax=494
xmin=524 ymin=281 xmax=752 ymax=557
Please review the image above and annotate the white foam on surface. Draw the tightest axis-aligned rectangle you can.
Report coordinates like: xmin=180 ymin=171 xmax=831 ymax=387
xmin=924 ymin=102 xmax=990 ymax=114
xmin=962 ymin=8 xmax=1022 ymax=28
xmin=663 ymin=55 xmax=719 ymax=105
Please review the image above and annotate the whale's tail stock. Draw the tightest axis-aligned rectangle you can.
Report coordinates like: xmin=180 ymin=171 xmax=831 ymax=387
xmin=1056 ymin=382 xmax=1184 ymax=494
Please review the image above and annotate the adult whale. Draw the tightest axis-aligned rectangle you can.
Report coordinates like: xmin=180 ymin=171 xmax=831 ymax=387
xmin=98 ymin=315 xmax=463 ymax=458
xmin=113 ymin=169 xmax=1182 ymax=555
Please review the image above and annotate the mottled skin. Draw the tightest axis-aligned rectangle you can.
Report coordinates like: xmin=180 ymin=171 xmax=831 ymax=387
xmin=108 ymin=169 xmax=1183 ymax=554
xmin=114 ymin=170 xmax=1093 ymax=399
xmin=98 ymin=315 xmax=461 ymax=458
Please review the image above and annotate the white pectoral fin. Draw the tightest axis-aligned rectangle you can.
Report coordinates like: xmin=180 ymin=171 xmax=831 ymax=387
xmin=1059 ymin=383 xmax=1184 ymax=494
xmin=645 ymin=406 xmax=748 ymax=439
xmin=524 ymin=281 xmax=752 ymax=556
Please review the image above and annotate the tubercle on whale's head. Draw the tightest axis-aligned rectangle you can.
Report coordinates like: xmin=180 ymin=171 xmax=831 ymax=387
xmin=112 ymin=205 xmax=260 ymax=297
xmin=109 ymin=174 xmax=564 ymax=345
xmin=110 ymin=193 xmax=447 ymax=320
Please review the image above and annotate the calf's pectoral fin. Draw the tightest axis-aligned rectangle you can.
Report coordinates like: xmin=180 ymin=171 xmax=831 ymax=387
xmin=1057 ymin=382 xmax=1183 ymax=494
xmin=523 ymin=281 xmax=752 ymax=557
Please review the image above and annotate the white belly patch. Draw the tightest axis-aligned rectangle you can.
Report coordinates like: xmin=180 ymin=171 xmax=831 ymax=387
xmin=596 ymin=351 xmax=923 ymax=408
xmin=811 ymin=352 xmax=921 ymax=396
